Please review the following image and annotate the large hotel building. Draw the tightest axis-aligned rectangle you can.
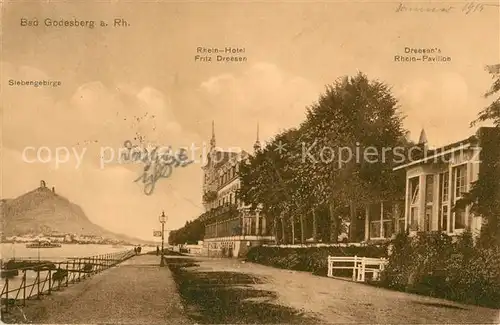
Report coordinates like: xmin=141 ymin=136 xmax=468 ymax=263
xmin=199 ymin=123 xmax=274 ymax=257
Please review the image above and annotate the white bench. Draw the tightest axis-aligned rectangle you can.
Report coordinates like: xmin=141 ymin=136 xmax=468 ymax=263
xmin=327 ymin=255 xmax=388 ymax=282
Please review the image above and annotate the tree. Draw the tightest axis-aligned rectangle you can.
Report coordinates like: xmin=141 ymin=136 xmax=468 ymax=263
xmin=463 ymin=64 xmax=500 ymax=247
xmin=240 ymin=72 xmax=408 ymax=244
xmin=168 ymin=219 xmax=204 ymax=245
xmin=472 ymin=64 xmax=500 ymax=127
xmin=299 ymin=73 xmax=407 ymax=241
xmin=239 ymin=129 xmax=303 ymax=244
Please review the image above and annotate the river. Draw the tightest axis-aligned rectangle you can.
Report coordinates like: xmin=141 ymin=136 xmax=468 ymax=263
xmin=0 ymin=243 xmax=154 ymax=300
xmin=0 ymin=243 xmax=150 ymax=262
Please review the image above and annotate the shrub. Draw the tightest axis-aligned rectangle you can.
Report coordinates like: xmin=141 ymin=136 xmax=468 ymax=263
xmin=246 ymin=244 xmax=388 ymax=276
xmin=445 ymin=245 xmax=500 ymax=307
xmin=381 ymin=230 xmax=500 ymax=308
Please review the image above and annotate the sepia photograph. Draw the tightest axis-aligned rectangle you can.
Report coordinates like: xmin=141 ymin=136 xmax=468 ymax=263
xmin=1 ymin=0 xmax=499 ymax=324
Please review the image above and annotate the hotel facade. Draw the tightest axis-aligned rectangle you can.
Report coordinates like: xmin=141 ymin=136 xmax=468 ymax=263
xmin=199 ymin=123 xmax=274 ymax=257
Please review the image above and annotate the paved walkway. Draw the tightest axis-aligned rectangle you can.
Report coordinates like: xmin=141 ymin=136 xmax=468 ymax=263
xmin=170 ymin=256 xmax=500 ymax=324
xmin=26 ymin=255 xmax=190 ymax=324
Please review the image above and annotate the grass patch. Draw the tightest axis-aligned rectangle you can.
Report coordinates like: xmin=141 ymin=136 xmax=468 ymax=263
xmin=166 ymin=258 xmax=319 ymax=324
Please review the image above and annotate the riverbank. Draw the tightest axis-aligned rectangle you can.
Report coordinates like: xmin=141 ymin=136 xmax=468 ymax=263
xmin=3 ymin=255 xmax=189 ymax=324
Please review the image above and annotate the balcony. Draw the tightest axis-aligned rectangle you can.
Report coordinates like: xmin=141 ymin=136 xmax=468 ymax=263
xmin=199 ymin=203 xmax=239 ymax=223
xmin=202 ymin=190 xmax=217 ymax=203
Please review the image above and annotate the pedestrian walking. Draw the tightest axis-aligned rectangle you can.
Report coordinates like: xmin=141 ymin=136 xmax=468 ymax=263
xmin=156 ymin=246 xmax=160 ymax=256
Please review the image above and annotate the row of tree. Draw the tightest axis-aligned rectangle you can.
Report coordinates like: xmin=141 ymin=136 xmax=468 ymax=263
xmin=238 ymin=68 xmax=500 ymax=246
xmin=170 ymin=67 xmax=499 ymax=247
xmin=239 ymin=73 xmax=409 ymax=244
xmin=167 ymin=219 xmax=204 ymax=245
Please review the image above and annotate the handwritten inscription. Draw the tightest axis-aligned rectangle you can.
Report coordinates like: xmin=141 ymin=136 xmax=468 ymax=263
xmin=395 ymin=2 xmax=499 ymax=14
xmin=134 ymin=160 xmax=173 ymax=196
xmin=128 ymin=145 xmax=193 ymax=195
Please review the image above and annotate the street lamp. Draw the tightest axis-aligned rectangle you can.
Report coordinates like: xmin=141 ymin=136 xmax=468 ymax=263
xmin=159 ymin=211 xmax=167 ymax=267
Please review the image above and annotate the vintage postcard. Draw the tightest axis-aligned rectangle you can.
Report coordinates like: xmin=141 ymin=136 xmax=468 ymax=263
xmin=1 ymin=0 xmax=499 ymax=324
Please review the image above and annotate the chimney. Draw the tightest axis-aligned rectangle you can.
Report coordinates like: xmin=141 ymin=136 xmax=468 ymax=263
xmin=52 ymin=187 xmax=55 ymax=193
xmin=40 ymin=180 xmax=46 ymax=188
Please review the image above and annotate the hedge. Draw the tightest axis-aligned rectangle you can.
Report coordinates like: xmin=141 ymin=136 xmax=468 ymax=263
xmin=246 ymin=244 xmax=388 ymax=276
xmin=382 ymin=231 xmax=500 ymax=308
xmin=246 ymin=232 xmax=500 ymax=308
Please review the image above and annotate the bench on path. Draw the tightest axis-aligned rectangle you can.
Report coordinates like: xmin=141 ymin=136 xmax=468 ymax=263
xmin=327 ymin=255 xmax=388 ymax=282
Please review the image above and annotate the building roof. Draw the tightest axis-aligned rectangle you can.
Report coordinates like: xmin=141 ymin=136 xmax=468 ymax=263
xmin=418 ymin=128 xmax=428 ymax=144
xmin=204 ymin=149 xmax=249 ymax=170
xmin=393 ymin=128 xmax=496 ymax=171
xmin=213 ymin=150 xmax=239 ymax=168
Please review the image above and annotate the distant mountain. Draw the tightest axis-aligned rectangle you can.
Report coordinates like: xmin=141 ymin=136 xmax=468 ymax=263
xmin=1 ymin=184 xmax=150 ymax=244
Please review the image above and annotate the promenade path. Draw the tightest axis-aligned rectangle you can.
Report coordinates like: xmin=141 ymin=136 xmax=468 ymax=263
xmin=23 ymin=254 xmax=190 ymax=324
xmin=166 ymin=256 xmax=500 ymax=324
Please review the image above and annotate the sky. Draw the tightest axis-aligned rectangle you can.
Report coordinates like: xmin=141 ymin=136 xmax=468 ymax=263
xmin=1 ymin=0 xmax=499 ymax=240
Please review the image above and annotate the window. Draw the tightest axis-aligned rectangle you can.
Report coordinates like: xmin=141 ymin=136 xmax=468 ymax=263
xmin=454 ymin=165 xmax=467 ymax=198
xmin=441 ymin=172 xmax=449 ymax=202
xmin=410 ymin=207 xmax=418 ymax=230
xmin=425 ymin=175 xmax=434 ymax=203
xmin=439 ymin=172 xmax=450 ymax=232
xmin=408 ymin=177 xmax=420 ymax=230
xmin=370 ymin=221 xmax=381 ymax=239
xmin=395 ymin=202 xmax=406 ymax=233
xmin=382 ymin=202 xmax=393 ymax=238
xmin=423 ymin=175 xmax=434 ymax=232
xmin=424 ymin=206 xmax=432 ymax=232
xmin=452 ymin=165 xmax=467 ymax=231
xmin=410 ymin=177 xmax=420 ymax=205
xmin=454 ymin=208 xmax=466 ymax=229
xmin=441 ymin=205 xmax=449 ymax=232
xmin=369 ymin=203 xmax=382 ymax=238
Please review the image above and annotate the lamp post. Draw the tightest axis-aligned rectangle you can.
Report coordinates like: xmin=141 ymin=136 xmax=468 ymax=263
xmin=159 ymin=211 xmax=167 ymax=267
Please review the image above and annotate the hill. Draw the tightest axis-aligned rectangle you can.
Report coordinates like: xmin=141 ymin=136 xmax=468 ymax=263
xmin=1 ymin=183 xmax=151 ymax=244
